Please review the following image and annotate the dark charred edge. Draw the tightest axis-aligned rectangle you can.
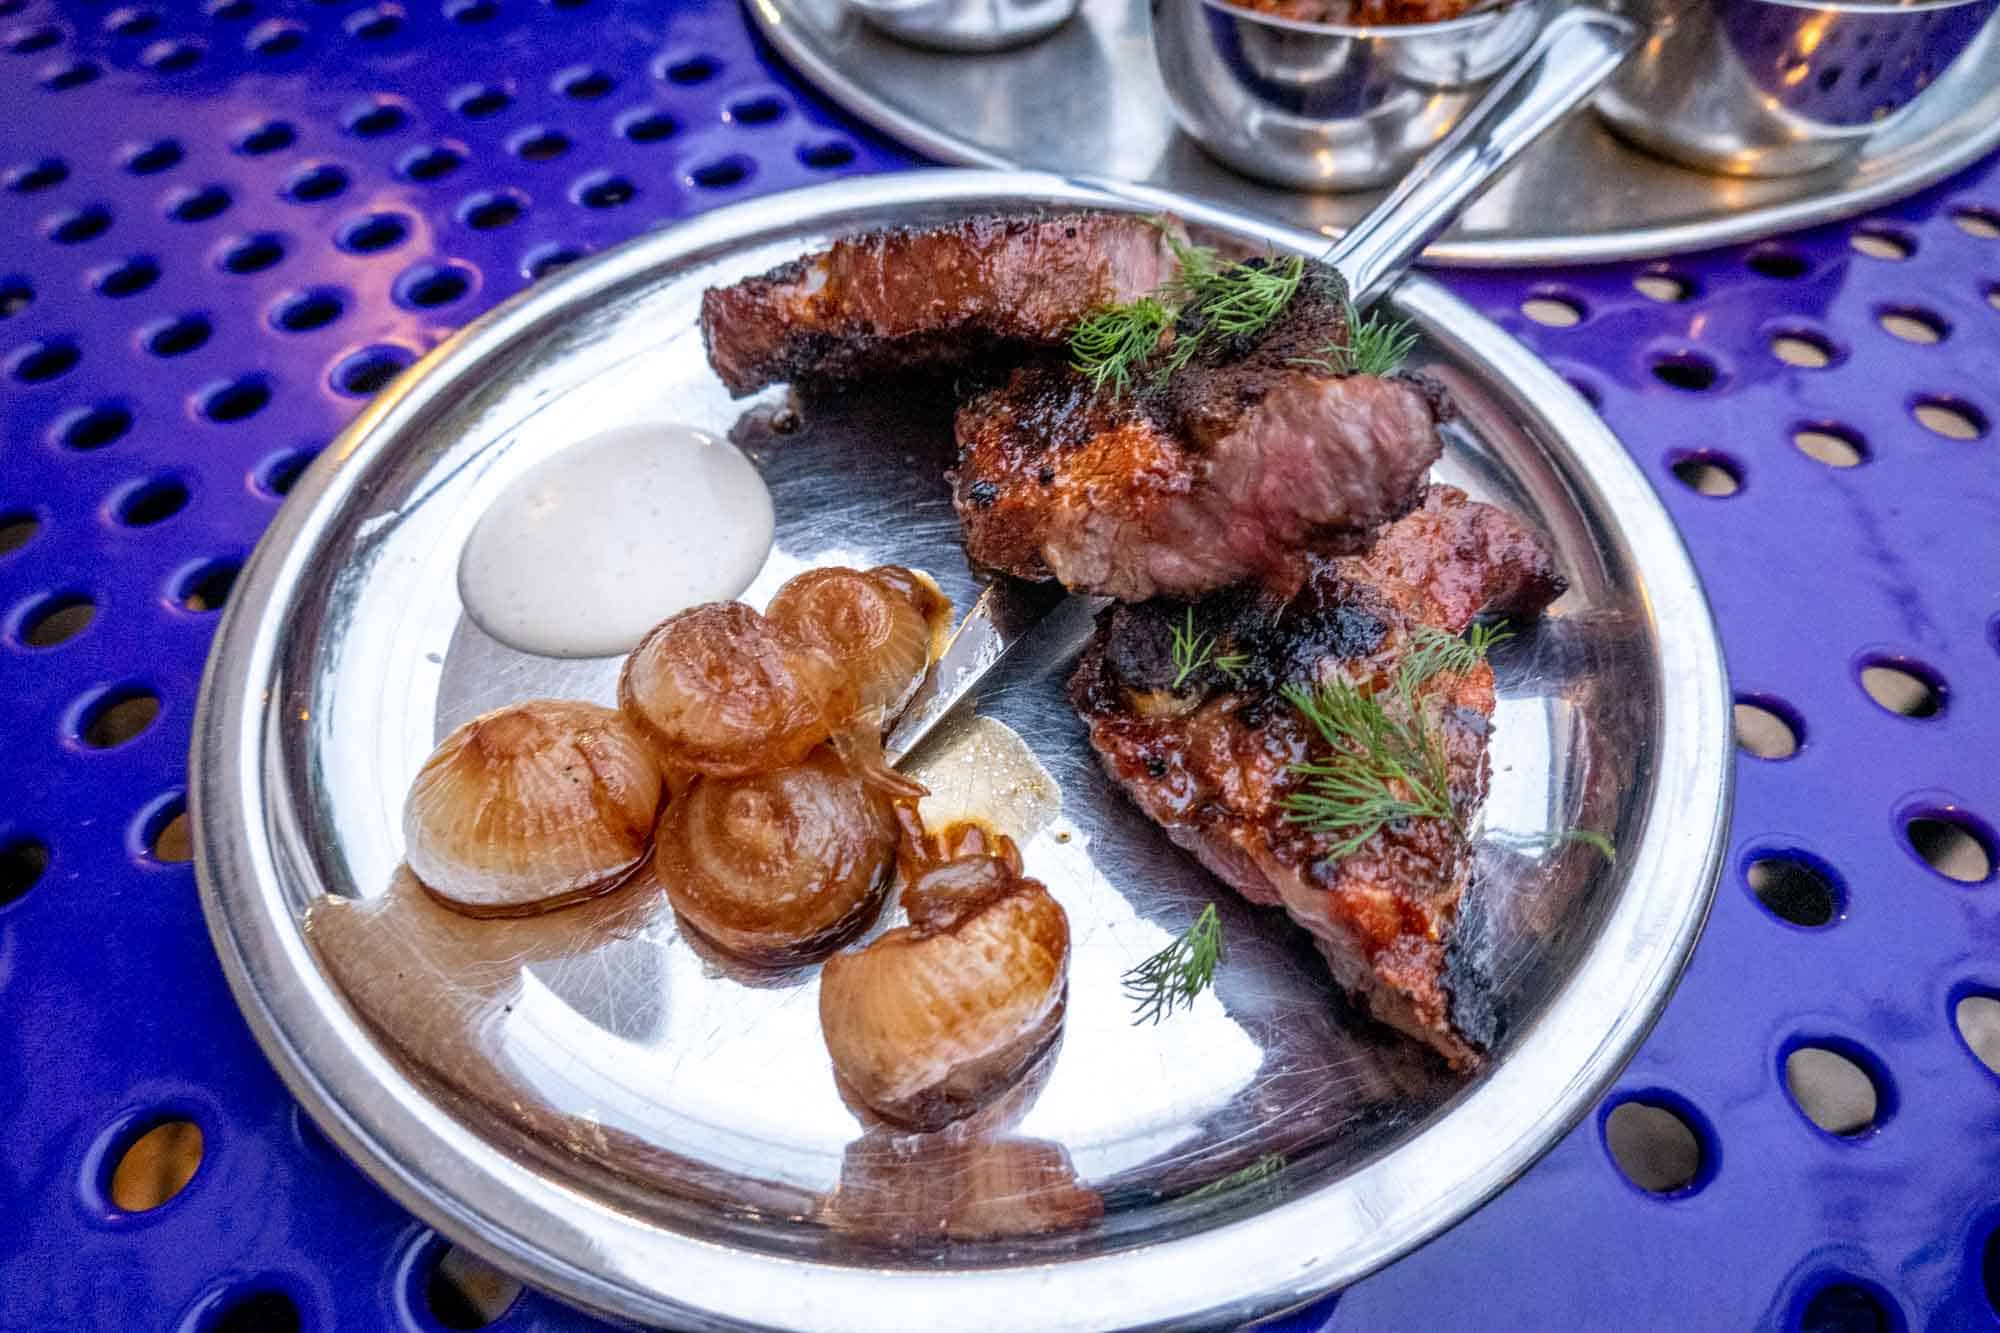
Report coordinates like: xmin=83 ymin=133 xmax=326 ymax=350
xmin=1086 ymin=575 xmax=1394 ymax=705
xmin=1391 ymin=368 xmax=1457 ymax=424
xmin=701 ymin=210 xmax=1162 ymax=399
xmin=709 ymin=325 xmax=1020 ymax=401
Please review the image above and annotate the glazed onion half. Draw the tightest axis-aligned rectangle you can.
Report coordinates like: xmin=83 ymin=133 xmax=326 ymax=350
xmin=766 ymin=565 xmax=948 ymax=728
xmin=619 ymin=602 xmax=855 ymax=779
xmin=403 ymin=699 xmax=663 ymax=917
xmin=820 ymin=831 xmax=1071 ymax=1131
xmin=655 ymin=747 xmax=899 ymax=963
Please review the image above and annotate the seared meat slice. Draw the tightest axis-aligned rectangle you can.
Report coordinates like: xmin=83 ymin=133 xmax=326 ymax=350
xmin=701 ymin=212 xmax=1181 ymax=398
xmin=952 ymin=267 xmax=1444 ymax=602
xmin=1069 ymin=486 xmax=1564 ymax=1068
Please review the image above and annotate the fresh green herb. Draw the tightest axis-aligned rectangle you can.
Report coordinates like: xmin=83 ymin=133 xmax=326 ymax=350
xmin=1182 ymin=1153 xmax=1286 ymax=1202
xmin=1169 ymin=607 xmax=1210 ymax=689
xmin=1162 ymin=236 xmax=1304 ymax=350
xmin=1168 ymin=607 xmax=1247 ymax=689
xmin=1278 ymin=623 xmax=1507 ymax=860
xmin=1070 ymin=295 xmax=1175 ymax=396
xmin=1402 ymin=620 xmax=1511 ymax=685
xmin=1293 ymin=299 xmax=1419 ymax=378
xmin=1123 ymin=902 xmax=1224 ymax=1024
xmin=1066 ymin=226 xmax=1306 ymax=395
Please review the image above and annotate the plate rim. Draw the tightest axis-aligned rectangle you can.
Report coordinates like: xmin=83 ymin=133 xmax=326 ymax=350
xmin=191 ymin=167 xmax=1732 ymax=1332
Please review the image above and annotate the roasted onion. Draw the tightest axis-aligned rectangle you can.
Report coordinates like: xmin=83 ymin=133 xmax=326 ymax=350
xmin=403 ymin=699 xmax=663 ymax=916
xmin=819 ymin=837 xmax=1070 ymax=1131
xmin=656 ymin=747 xmax=898 ymax=963
xmin=766 ymin=565 xmax=948 ymax=726
xmin=619 ymin=602 xmax=855 ymax=778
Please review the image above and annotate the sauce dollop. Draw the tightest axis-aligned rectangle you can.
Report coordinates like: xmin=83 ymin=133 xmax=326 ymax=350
xmin=458 ymin=424 xmax=774 ymax=658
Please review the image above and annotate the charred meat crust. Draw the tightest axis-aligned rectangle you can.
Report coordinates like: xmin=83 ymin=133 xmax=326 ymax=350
xmin=699 ymin=211 xmax=1182 ymax=398
xmin=949 ymin=267 xmax=1447 ymax=602
xmin=1069 ymin=486 xmax=1566 ymax=1069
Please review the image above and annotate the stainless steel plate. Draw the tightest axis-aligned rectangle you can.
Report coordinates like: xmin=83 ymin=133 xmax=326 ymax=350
xmin=747 ymin=0 xmax=2000 ymax=265
xmin=192 ymin=170 xmax=1729 ymax=1332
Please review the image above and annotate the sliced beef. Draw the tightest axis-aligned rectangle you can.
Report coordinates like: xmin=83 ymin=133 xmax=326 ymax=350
xmin=700 ymin=212 xmax=1181 ymax=398
xmin=951 ymin=267 xmax=1444 ymax=602
xmin=1068 ymin=486 xmax=1565 ymax=1069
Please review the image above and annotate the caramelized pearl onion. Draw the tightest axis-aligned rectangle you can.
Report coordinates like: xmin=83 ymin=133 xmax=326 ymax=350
xmin=766 ymin=564 xmax=947 ymax=725
xmin=619 ymin=602 xmax=855 ymax=777
xmin=819 ymin=856 xmax=1070 ymax=1131
xmin=403 ymin=700 xmax=663 ymax=917
xmin=656 ymin=747 xmax=898 ymax=963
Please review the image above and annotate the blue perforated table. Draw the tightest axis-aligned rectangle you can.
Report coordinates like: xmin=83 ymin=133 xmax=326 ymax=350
xmin=3 ymin=2 xmax=1999 ymax=1329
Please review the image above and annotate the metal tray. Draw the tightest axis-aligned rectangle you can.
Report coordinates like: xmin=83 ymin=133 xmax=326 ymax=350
xmin=747 ymin=0 xmax=2000 ymax=266
xmin=191 ymin=170 xmax=1729 ymax=1332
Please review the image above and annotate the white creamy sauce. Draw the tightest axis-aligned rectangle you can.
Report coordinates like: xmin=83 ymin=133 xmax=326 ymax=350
xmin=458 ymin=424 xmax=774 ymax=659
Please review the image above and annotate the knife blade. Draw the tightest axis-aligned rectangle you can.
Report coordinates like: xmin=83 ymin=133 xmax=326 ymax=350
xmin=883 ymin=577 xmax=1081 ymax=764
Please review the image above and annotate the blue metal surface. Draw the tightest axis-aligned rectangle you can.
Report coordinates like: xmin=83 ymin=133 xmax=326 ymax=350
xmin=1 ymin=2 xmax=1996 ymax=1329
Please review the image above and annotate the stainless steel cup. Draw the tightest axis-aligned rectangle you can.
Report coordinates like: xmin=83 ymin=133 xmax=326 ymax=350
xmin=1151 ymin=0 xmax=1551 ymax=191
xmin=849 ymin=0 xmax=1082 ymax=52
xmin=1594 ymin=0 xmax=2000 ymax=177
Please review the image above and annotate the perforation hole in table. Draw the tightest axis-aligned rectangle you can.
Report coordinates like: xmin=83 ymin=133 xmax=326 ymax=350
xmin=422 ymin=1240 xmax=524 ymax=1329
xmin=146 ymin=799 xmax=192 ymax=863
xmin=107 ymin=1119 xmax=204 ymax=1212
xmin=0 ymin=837 xmax=46 ymax=906
xmin=4 ymin=4 xmax=1999 ymax=1331
xmin=206 ymin=1290 xmax=302 ymax=1333
xmin=1745 ymin=852 xmax=1843 ymax=928
xmin=1903 ymin=813 xmax=1994 ymax=884
xmin=15 ymin=591 xmax=95 ymax=647
xmin=1601 ymin=1097 xmax=1708 ymax=1195
xmin=1859 ymin=659 xmax=1946 ymax=719
xmin=1783 ymin=1043 xmax=1889 ymax=1138
xmin=1956 ymin=996 xmax=2000 ymax=1078
xmin=1798 ymin=1280 xmax=1902 ymax=1333
xmin=1733 ymin=697 xmax=1801 ymax=759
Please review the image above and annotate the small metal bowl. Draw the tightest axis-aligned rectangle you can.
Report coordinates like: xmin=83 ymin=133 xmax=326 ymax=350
xmin=847 ymin=0 xmax=1081 ymax=52
xmin=1152 ymin=0 xmax=1549 ymax=191
xmin=1594 ymin=0 xmax=2000 ymax=177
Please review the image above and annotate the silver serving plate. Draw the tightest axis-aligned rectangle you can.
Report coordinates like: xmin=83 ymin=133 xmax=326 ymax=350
xmin=192 ymin=170 xmax=1730 ymax=1332
xmin=745 ymin=0 xmax=2000 ymax=264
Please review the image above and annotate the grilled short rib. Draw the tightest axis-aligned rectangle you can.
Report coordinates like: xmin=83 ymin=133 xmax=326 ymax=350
xmin=701 ymin=213 xmax=1181 ymax=398
xmin=1069 ymin=486 xmax=1564 ymax=1068
xmin=951 ymin=265 xmax=1445 ymax=602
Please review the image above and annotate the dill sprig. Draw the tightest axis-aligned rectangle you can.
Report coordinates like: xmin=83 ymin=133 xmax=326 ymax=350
xmin=1279 ymin=623 xmax=1509 ymax=860
xmin=1162 ymin=236 xmax=1304 ymax=340
xmin=1293 ymin=299 xmax=1419 ymax=378
xmin=1067 ymin=227 xmax=1306 ymax=396
xmin=1123 ymin=902 xmax=1223 ymax=1025
xmin=1169 ymin=607 xmax=1247 ymax=689
xmin=1403 ymin=619 xmax=1510 ymax=684
xmin=1182 ymin=1153 xmax=1286 ymax=1202
xmin=1070 ymin=296 xmax=1174 ymax=396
